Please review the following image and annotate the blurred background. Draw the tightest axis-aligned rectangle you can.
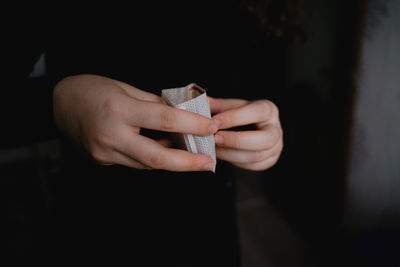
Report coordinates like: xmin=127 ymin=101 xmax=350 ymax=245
xmin=236 ymin=0 xmax=400 ymax=266
xmin=2 ymin=0 xmax=400 ymax=266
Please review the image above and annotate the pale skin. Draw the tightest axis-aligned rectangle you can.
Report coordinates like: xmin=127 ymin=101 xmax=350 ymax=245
xmin=53 ymin=74 xmax=283 ymax=172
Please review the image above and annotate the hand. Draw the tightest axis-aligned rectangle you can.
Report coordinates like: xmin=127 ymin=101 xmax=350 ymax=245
xmin=209 ymin=97 xmax=283 ymax=171
xmin=53 ymin=74 xmax=218 ymax=171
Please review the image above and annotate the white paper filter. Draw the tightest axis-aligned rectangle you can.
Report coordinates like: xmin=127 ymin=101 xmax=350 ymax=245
xmin=161 ymin=83 xmax=216 ymax=172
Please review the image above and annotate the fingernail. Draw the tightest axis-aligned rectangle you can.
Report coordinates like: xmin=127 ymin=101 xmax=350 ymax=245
xmin=214 ymin=134 xmax=224 ymax=145
xmin=208 ymin=123 xmax=218 ymax=134
xmin=203 ymin=161 xmax=214 ymax=171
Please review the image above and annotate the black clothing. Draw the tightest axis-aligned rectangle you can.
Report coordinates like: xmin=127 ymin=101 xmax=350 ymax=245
xmin=3 ymin=2 xmax=285 ymax=266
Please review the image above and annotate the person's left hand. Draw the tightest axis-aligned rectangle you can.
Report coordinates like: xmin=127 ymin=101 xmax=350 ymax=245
xmin=209 ymin=97 xmax=283 ymax=171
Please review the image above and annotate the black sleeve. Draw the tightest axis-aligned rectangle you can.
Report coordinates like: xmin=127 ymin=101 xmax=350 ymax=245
xmin=1 ymin=11 xmax=123 ymax=150
xmin=1 ymin=27 xmax=58 ymax=150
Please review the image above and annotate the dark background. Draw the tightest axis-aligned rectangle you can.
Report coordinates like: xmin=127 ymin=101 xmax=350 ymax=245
xmin=2 ymin=0 xmax=400 ymax=266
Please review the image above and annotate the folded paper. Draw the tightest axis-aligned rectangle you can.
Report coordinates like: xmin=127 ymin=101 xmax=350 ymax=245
xmin=161 ymin=83 xmax=216 ymax=172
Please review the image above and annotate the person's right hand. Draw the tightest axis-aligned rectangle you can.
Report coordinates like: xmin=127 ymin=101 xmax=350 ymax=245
xmin=53 ymin=74 xmax=218 ymax=171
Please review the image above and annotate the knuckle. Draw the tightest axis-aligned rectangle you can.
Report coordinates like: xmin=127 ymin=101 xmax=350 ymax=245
xmin=186 ymin=157 xmax=199 ymax=170
xmin=181 ymin=154 xmax=204 ymax=171
xmin=94 ymin=130 xmax=114 ymax=148
xmin=255 ymin=100 xmax=279 ymax=120
xmin=230 ymin=110 xmax=240 ymax=125
xmin=263 ymin=128 xmax=280 ymax=149
xmin=261 ymin=133 xmax=274 ymax=149
xmin=270 ymin=129 xmax=280 ymax=145
xmin=222 ymin=111 xmax=237 ymax=128
xmin=272 ymin=103 xmax=280 ymax=118
xmin=254 ymin=100 xmax=270 ymax=118
xmin=274 ymin=140 xmax=284 ymax=158
xmin=90 ymin=147 xmax=109 ymax=165
xmin=102 ymin=97 xmax=121 ymax=117
xmin=228 ymin=133 xmax=241 ymax=148
xmin=267 ymin=100 xmax=279 ymax=118
xmin=251 ymin=150 xmax=267 ymax=162
xmin=160 ymin=108 xmax=176 ymax=130
xmin=149 ymin=150 xmax=166 ymax=169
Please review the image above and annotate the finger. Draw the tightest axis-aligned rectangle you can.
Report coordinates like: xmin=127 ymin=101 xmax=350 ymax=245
xmin=207 ymin=96 xmax=248 ymax=115
xmin=212 ymin=100 xmax=278 ymax=130
xmin=116 ymin=133 xmax=215 ymax=172
xmin=216 ymin=147 xmax=273 ymax=164
xmin=89 ymin=145 xmax=151 ymax=169
xmin=234 ymin=153 xmax=281 ymax=171
xmin=111 ymin=151 xmax=152 ymax=170
xmin=214 ymin=125 xmax=281 ymax=151
xmin=115 ymin=80 xmax=163 ymax=103
xmin=233 ymin=139 xmax=283 ymax=171
xmin=125 ymin=99 xmax=218 ymax=136
xmin=216 ymin=136 xmax=283 ymax=163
